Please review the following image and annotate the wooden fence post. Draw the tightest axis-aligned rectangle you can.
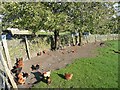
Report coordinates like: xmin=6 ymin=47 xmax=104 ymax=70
xmin=25 ymin=36 xmax=31 ymax=60
xmin=1 ymin=35 xmax=12 ymax=70
xmin=0 ymin=42 xmax=18 ymax=89
xmin=95 ymin=34 xmax=97 ymax=43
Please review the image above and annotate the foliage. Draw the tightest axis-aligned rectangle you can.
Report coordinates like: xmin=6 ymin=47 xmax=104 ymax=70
xmin=2 ymin=2 xmax=47 ymax=34
xmin=1 ymin=2 xmax=117 ymax=34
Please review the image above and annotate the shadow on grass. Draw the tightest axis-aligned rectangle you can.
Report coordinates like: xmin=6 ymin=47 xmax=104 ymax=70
xmin=57 ymin=73 xmax=65 ymax=79
xmin=31 ymin=71 xmax=43 ymax=84
xmin=31 ymin=71 xmax=48 ymax=85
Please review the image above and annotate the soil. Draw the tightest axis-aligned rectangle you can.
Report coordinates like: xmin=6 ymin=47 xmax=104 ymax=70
xmin=17 ymin=42 xmax=102 ymax=88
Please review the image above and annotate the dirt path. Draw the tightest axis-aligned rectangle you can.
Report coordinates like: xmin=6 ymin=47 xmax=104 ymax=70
xmin=18 ymin=42 xmax=101 ymax=88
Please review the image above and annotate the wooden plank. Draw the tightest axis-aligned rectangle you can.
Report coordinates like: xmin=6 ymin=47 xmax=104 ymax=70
xmin=25 ymin=36 xmax=31 ymax=60
xmin=0 ymin=49 xmax=18 ymax=89
xmin=1 ymin=35 xmax=12 ymax=70
xmin=6 ymin=28 xmax=32 ymax=35
xmin=12 ymin=30 xmax=32 ymax=35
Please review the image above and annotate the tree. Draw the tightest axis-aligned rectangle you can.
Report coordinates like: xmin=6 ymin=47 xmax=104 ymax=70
xmin=2 ymin=2 xmax=48 ymax=35
xmin=1 ymin=2 xmax=117 ymax=46
xmin=42 ymin=2 xmax=69 ymax=50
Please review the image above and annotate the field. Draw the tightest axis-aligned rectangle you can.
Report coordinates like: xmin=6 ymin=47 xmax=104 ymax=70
xmin=32 ymin=40 xmax=119 ymax=88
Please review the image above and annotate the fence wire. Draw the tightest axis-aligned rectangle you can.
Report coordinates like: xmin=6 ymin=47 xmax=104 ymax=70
xmin=6 ymin=34 xmax=119 ymax=62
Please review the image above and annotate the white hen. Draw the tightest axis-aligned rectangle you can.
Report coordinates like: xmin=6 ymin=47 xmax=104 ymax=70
xmin=43 ymin=70 xmax=51 ymax=78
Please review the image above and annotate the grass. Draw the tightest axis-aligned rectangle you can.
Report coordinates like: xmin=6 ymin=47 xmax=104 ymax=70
xmin=32 ymin=40 xmax=119 ymax=88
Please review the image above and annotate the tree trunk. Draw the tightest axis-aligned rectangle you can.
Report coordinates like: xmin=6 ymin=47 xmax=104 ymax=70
xmin=54 ymin=30 xmax=59 ymax=50
xmin=71 ymin=34 xmax=74 ymax=46
xmin=50 ymin=35 xmax=55 ymax=50
xmin=78 ymin=31 xmax=82 ymax=46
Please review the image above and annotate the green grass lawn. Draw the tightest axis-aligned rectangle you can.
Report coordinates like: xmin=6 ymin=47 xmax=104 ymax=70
xmin=32 ymin=40 xmax=119 ymax=88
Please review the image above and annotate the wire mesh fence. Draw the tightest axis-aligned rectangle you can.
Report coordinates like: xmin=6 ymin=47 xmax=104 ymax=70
xmin=7 ymin=36 xmax=51 ymax=63
xmin=6 ymin=34 xmax=119 ymax=64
